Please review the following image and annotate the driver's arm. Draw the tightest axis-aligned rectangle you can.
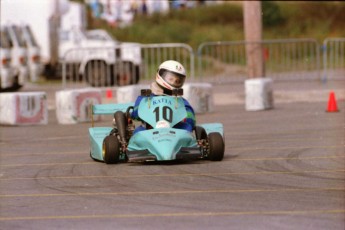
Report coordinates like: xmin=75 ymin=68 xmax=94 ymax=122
xmin=183 ymin=98 xmax=196 ymax=129
xmin=131 ymin=96 xmax=144 ymax=121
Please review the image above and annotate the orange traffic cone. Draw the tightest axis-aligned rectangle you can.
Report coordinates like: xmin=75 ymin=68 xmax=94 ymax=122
xmin=106 ymin=89 xmax=112 ymax=99
xmin=326 ymin=91 xmax=339 ymax=112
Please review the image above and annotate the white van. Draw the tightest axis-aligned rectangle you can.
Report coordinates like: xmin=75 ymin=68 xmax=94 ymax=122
xmin=2 ymin=25 xmax=29 ymax=87
xmin=20 ymin=25 xmax=43 ymax=82
xmin=0 ymin=28 xmax=18 ymax=92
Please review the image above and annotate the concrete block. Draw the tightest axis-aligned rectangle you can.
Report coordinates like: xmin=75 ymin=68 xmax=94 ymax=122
xmin=116 ymin=84 xmax=149 ymax=103
xmin=56 ymin=88 xmax=102 ymax=124
xmin=183 ymin=83 xmax=214 ymax=114
xmin=245 ymin=78 xmax=274 ymax=111
xmin=0 ymin=92 xmax=48 ymax=125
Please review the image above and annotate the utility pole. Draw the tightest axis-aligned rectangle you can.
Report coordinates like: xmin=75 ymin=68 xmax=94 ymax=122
xmin=49 ymin=0 xmax=60 ymax=68
xmin=243 ymin=1 xmax=265 ymax=78
xmin=243 ymin=1 xmax=273 ymax=111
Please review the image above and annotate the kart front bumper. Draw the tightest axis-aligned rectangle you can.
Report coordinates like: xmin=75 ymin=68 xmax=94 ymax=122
xmin=127 ymin=147 xmax=202 ymax=163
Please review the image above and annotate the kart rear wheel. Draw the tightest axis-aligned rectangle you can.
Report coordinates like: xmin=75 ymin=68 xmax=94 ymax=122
xmin=207 ymin=132 xmax=224 ymax=161
xmin=102 ymin=135 xmax=121 ymax=164
xmin=86 ymin=61 xmax=111 ymax=87
xmin=195 ymin=126 xmax=207 ymax=140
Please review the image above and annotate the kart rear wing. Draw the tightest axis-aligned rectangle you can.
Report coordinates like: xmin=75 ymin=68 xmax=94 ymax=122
xmin=91 ymin=102 xmax=134 ymax=127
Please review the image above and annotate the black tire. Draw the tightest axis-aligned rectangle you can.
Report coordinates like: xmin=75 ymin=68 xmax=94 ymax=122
xmin=134 ymin=65 xmax=140 ymax=84
xmin=207 ymin=132 xmax=224 ymax=161
xmin=10 ymin=83 xmax=23 ymax=92
xmin=65 ymin=63 xmax=80 ymax=82
xmin=195 ymin=126 xmax=207 ymax=140
xmin=102 ymin=135 xmax=121 ymax=164
xmin=86 ymin=61 xmax=110 ymax=87
xmin=116 ymin=62 xmax=133 ymax=86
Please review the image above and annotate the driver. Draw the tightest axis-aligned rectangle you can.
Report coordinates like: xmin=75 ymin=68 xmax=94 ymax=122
xmin=131 ymin=60 xmax=196 ymax=133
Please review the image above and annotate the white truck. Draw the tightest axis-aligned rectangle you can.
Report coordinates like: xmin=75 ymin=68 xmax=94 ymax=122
xmin=1 ymin=0 xmax=142 ymax=87
xmin=1 ymin=25 xmax=30 ymax=86
xmin=0 ymin=29 xmax=19 ymax=92
xmin=19 ymin=25 xmax=43 ymax=83
xmin=59 ymin=27 xmax=141 ymax=86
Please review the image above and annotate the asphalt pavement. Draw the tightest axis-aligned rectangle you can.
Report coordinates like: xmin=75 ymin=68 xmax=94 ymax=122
xmin=0 ymin=79 xmax=344 ymax=229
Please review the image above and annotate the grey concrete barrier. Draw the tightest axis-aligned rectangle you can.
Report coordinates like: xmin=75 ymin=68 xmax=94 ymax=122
xmin=0 ymin=91 xmax=48 ymax=125
xmin=55 ymin=88 xmax=102 ymax=124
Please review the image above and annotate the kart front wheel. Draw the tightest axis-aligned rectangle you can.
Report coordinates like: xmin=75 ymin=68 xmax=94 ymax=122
xmin=102 ymin=135 xmax=120 ymax=164
xmin=207 ymin=132 xmax=224 ymax=161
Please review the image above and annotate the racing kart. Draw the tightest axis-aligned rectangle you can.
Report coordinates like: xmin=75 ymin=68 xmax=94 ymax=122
xmin=89 ymin=89 xmax=225 ymax=164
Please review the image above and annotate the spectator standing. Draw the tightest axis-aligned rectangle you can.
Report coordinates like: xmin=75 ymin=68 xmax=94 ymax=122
xmin=90 ymin=0 xmax=102 ymax=18
xmin=141 ymin=0 xmax=148 ymax=15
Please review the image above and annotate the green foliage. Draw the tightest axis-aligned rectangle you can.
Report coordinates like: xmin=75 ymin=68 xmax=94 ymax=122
xmin=262 ymin=1 xmax=285 ymax=27
xmin=188 ymin=3 xmax=243 ymax=25
xmin=69 ymin=0 xmax=84 ymax=3
xmin=296 ymin=2 xmax=345 ymax=32
xmin=102 ymin=3 xmax=244 ymax=49
xmin=272 ymin=1 xmax=345 ymax=42
xmin=89 ymin=2 xmax=345 ymax=47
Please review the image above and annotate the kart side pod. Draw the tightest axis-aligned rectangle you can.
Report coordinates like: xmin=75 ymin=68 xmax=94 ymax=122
xmin=89 ymin=102 xmax=134 ymax=161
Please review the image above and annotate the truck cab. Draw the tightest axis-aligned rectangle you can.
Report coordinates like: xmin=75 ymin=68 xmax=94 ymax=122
xmin=2 ymin=25 xmax=29 ymax=88
xmin=0 ymin=28 xmax=18 ymax=92
xmin=59 ymin=28 xmax=142 ymax=87
xmin=20 ymin=25 xmax=43 ymax=82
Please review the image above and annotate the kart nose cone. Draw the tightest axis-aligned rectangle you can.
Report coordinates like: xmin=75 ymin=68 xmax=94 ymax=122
xmin=127 ymin=128 xmax=198 ymax=161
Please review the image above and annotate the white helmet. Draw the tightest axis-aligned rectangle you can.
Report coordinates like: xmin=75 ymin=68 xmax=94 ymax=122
xmin=155 ymin=60 xmax=186 ymax=92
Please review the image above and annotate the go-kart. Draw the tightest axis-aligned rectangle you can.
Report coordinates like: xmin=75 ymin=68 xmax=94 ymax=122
xmin=89 ymin=89 xmax=225 ymax=164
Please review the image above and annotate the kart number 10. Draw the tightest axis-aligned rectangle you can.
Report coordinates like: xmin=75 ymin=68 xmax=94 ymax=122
xmin=153 ymin=106 xmax=173 ymax=123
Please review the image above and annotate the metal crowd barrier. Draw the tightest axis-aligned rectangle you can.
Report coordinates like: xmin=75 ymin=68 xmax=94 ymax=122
xmin=140 ymin=43 xmax=195 ymax=82
xmin=197 ymin=39 xmax=321 ymax=83
xmin=60 ymin=38 xmax=344 ymax=88
xmin=322 ymin=38 xmax=345 ymax=81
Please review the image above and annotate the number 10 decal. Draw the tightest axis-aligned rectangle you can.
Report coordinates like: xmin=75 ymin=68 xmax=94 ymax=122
xmin=153 ymin=106 xmax=173 ymax=122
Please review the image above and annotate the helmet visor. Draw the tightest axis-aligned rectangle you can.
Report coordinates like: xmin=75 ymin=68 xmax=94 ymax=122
xmin=159 ymin=69 xmax=185 ymax=88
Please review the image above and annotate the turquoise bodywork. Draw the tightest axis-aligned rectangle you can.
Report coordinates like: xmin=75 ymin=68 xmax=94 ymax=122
xmin=138 ymin=96 xmax=187 ymax=128
xmin=127 ymin=128 xmax=197 ymax=161
xmin=89 ymin=127 xmax=113 ymax=160
xmin=127 ymin=96 xmax=203 ymax=161
xmin=88 ymin=96 xmax=224 ymax=162
xmin=199 ymin=123 xmax=224 ymax=138
xmin=89 ymin=102 xmax=133 ymax=161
